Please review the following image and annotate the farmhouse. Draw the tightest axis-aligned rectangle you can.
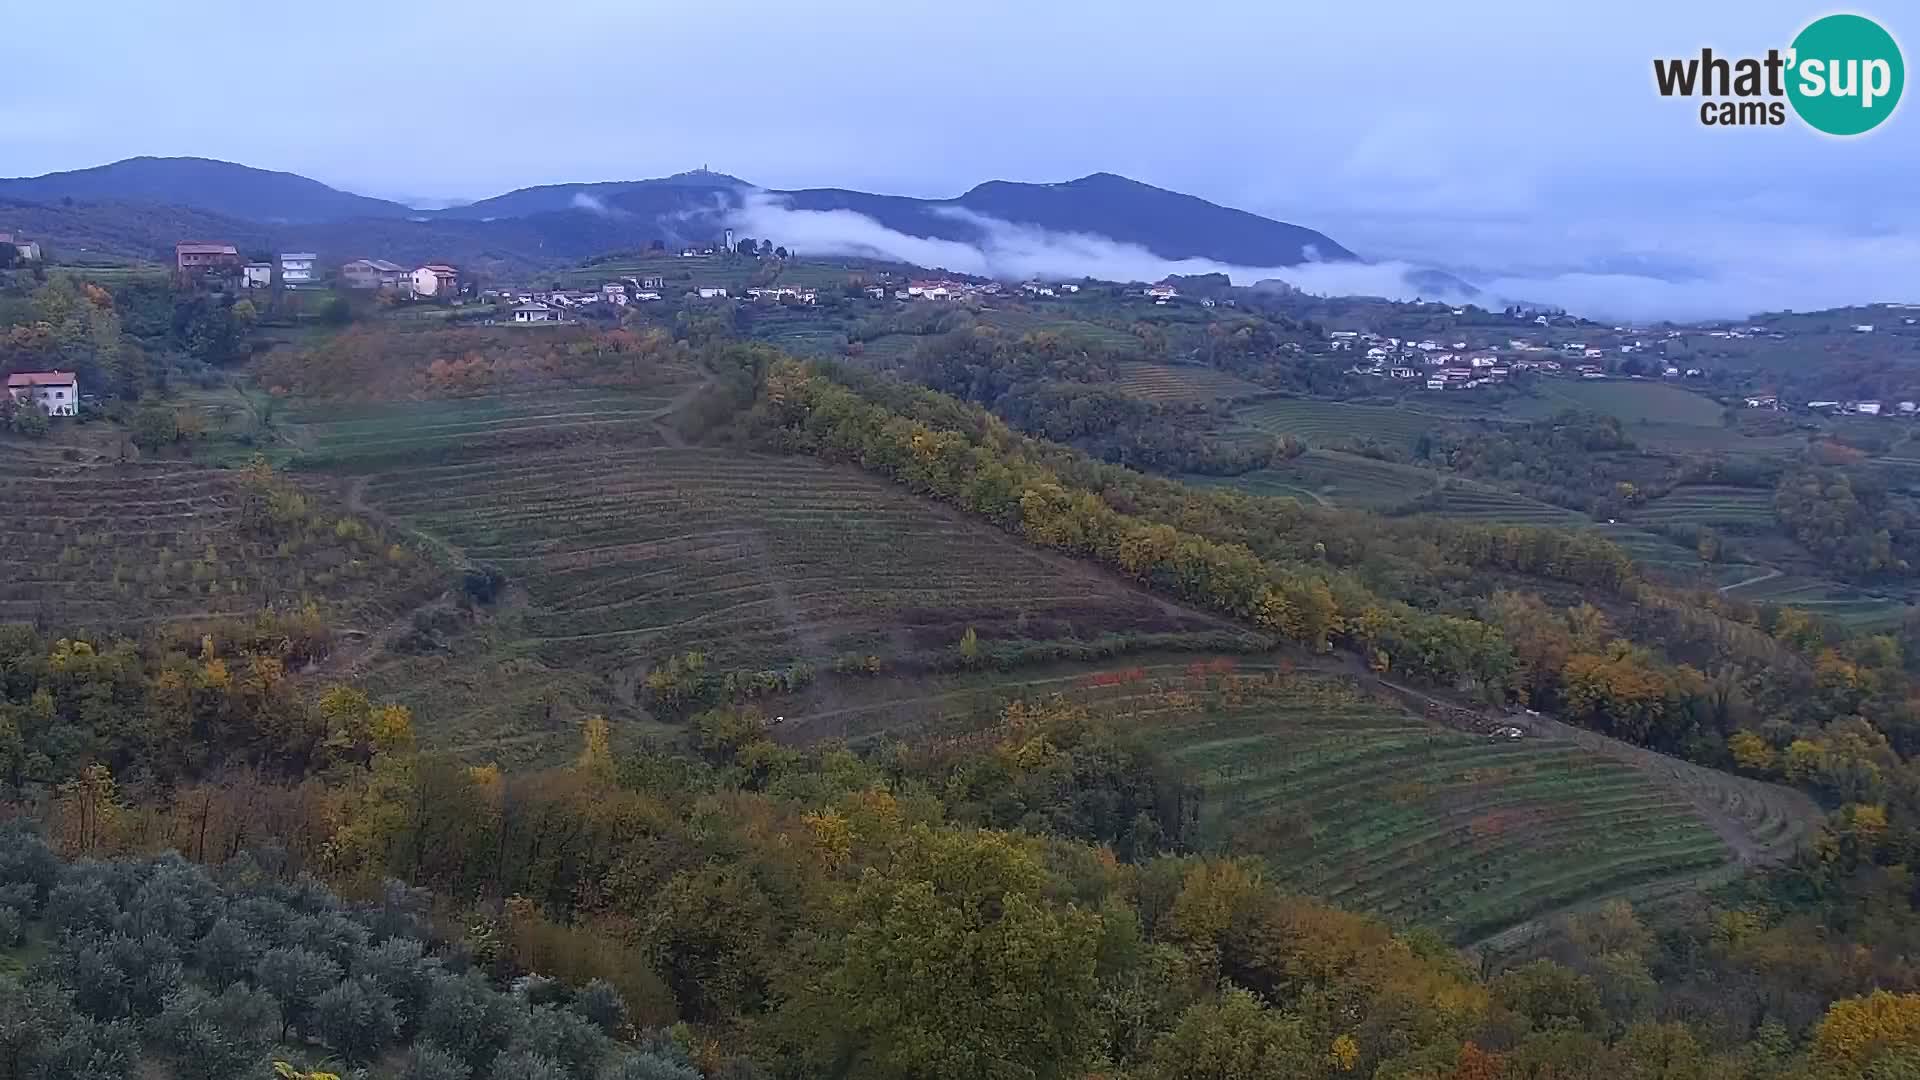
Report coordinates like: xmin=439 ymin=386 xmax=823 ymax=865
xmin=0 ymin=233 xmax=41 ymax=262
xmin=697 ymin=287 xmax=729 ymax=299
xmin=241 ymin=262 xmax=273 ymax=289
xmin=412 ymin=264 xmax=459 ymax=298
xmin=6 ymin=371 xmax=78 ymax=416
xmin=279 ymin=252 xmax=318 ymax=286
xmin=510 ymin=301 xmax=557 ymax=323
xmin=639 ymin=275 xmax=665 ymax=289
xmin=341 ymin=259 xmax=409 ymax=291
xmin=1144 ymin=284 xmax=1178 ymax=301
xmin=175 ymin=242 xmax=241 ymax=278
xmin=601 ymin=283 xmax=629 ymax=306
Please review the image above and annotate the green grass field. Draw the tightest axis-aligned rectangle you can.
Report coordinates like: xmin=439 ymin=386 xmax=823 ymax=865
xmin=1516 ymin=381 xmax=1727 ymax=426
xmin=1628 ymin=424 xmax=1806 ymax=455
xmin=1111 ymin=362 xmax=1264 ymax=404
xmin=1229 ymin=399 xmax=1448 ymax=450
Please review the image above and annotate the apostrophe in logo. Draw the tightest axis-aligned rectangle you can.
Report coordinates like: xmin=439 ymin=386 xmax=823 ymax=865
xmin=1787 ymin=14 xmax=1903 ymax=134
xmin=1652 ymin=13 xmax=1903 ymax=135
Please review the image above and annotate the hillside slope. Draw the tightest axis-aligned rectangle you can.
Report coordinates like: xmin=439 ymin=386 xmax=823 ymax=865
xmin=0 ymin=156 xmax=413 ymax=223
xmin=5 ymin=158 xmax=1358 ymax=271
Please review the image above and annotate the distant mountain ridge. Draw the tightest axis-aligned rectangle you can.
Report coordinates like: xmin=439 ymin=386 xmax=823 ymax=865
xmin=0 ymin=156 xmax=1357 ymax=272
xmin=0 ymin=157 xmax=416 ymax=224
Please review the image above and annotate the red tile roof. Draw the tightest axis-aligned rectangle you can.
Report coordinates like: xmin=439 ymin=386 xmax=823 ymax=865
xmin=7 ymin=371 xmax=77 ymax=388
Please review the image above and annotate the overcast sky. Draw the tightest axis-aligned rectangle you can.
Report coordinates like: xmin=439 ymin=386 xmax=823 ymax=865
xmin=5 ymin=1 xmax=1913 ymax=318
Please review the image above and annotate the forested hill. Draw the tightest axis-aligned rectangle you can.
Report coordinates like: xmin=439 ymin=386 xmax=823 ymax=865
xmin=0 ymin=157 xmax=414 ymax=223
xmin=4 ymin=157 xmax=1357 ymax=270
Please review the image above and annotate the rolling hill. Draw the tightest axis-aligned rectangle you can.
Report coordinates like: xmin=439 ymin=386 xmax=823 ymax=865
xmin=3 ymin=157 xmax=1358 ymax=272
xmin=0 ymin=156 xmax=414 ymax=223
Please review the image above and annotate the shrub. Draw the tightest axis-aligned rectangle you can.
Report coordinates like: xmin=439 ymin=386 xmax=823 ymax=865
xmin=313 ymin=975 xmax=401 ymax=1064
xmin=11 ymin=404 xmax=48 ymax=438
xmin=132 ymin=406 xmax=179 ymax=449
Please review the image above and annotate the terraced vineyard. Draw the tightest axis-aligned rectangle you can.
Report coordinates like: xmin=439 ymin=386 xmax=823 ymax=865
xmin=974 ymin=308 xmax=1140 ymax=351
xmin=780 ymin=661 xmax=1786 ymax=943
xmin=1407 ymin=486 xmax=1709 ymax=577
xmin=356 ymin=446 xmax=1251 ymax=749
xmin=748 ymin=311 xmax=848 ymax=358
xmin=0 ymin=439 xmax=432 ymax=628
xmin=1111 ymin=361 xmax=1263 ymax=404
xmin=1720 ymin=573 xmax=1910 ymax=630
xmin=850 ymin=333 xmax=923 ymax=366
xmin=1230 ymin=399 xmax=1447 ymax=450
xmin=280 ymin=387 xmax=688 ymax=468
xmin=1633 ymin=485 xmax=1777 ymax=529
xmin=1188 ymin=450 xmax=1437 ymax=509
xmin=1410 ymin=485 xmax=1588 ymax=526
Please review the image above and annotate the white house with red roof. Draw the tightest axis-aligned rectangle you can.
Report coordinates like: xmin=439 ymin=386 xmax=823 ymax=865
xmin=7 ymin=371 xmax=78 ymax=416
xmin=411 ymin=264 xmax=459 ymax=298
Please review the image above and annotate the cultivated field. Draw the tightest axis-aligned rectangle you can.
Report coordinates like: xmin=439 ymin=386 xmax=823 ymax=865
xmin=1628 ymin=423 xmax=1806 ymax=455
xmin=1633 ymin=485 xmax=1777 ymax=529
xmin=354 ymin=445 xmax=1253 ymax=748
xmin=1402 ymin=485 xmax=1709 ymax=577
xmin=747 ymin=311 xmax=847 ymax=358
xmin=777 ymin=660 xmax=1765 ymax=943
xmin=278 ymin=387 xmax=690 ymax=469
xmin=1150 ymin=681 xmax=1729 ymax=942
xmin=974 ymin=308 xmax=1141 ymax=351
xmin=0 ymin=438 xmax=432 ymax=629
xmin=1188 ymin=450 xmax=1437 ymax=509
xmin=1111 ymin=361 xmax=1263 ymax=404
xmin=1719 ymin=572 xmax=1910 ymax=630
xmin=1517 ymin=381 xmax=1727 ymax=426
xmin=1229 ymin=399 xmax=1447 ymax=450
xmin=1410 ymin=485 xmax=1589 ymax=527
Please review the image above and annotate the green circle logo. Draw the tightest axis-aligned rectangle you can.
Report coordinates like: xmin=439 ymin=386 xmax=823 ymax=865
xmin=1787 ymin=14 xmax=1904 ymax=135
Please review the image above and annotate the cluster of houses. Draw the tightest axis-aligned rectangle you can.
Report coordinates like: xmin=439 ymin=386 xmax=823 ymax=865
xmin=174 ymin=243 xmax=465 ymax=300
xmin=1746 ymin=395 xmax=1920 ymax=417
xmin=1329 ymin=330 xmax=1703 ymax=390
xmin=497 ymin=280 xmax=663 ymax=323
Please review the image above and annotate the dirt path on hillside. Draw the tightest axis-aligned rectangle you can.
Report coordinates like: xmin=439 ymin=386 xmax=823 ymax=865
xmin=1718 ymin=567 xmax=1782 ymax=594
